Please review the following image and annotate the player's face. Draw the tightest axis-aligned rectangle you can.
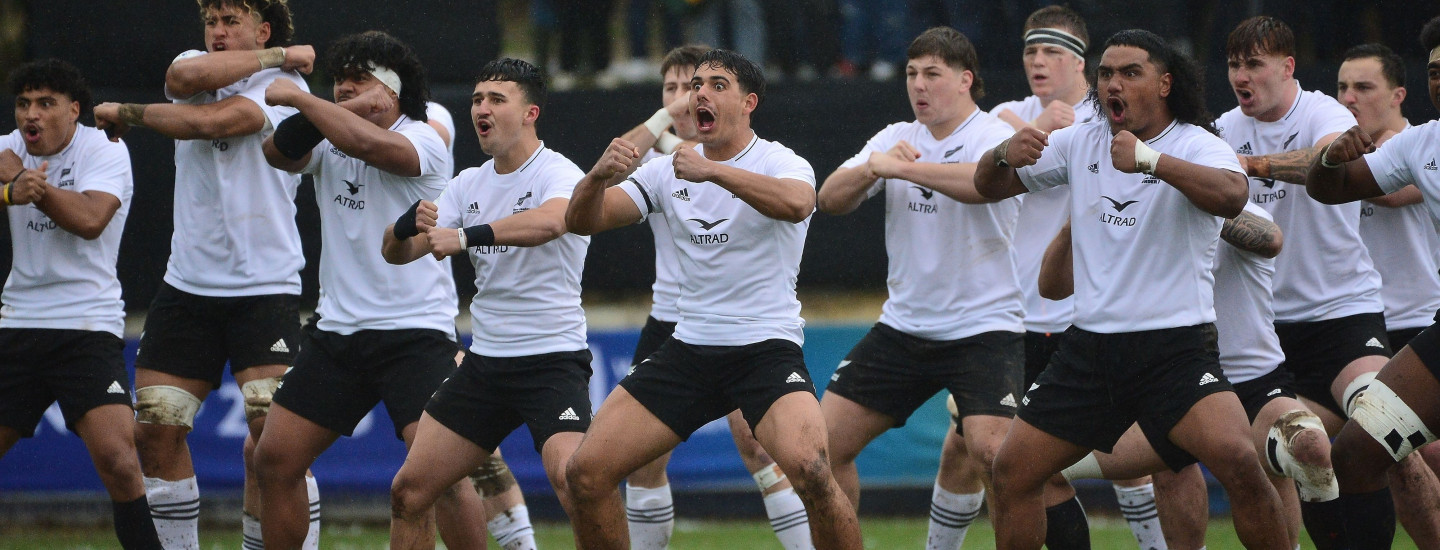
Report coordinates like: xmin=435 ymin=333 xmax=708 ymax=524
xmin=1337 ymin=57 xmax=1402 ymax=138
xmin=202 ymin=5 xmax=271 ymax=53
xmin=906 ymin=55 xmax=971 ymax=127
xmin=1227 ymin=51 xmax=1293 ymax=119
xmin=471 ymin=80 xmax=536 ymax=155
xmin=690 ymin=64 xmax=755 ymax=143
xmin=1096 ymin=45 xmax=1171 ymax=136
xmin=333 ymin=72 xmax=396 ymax=123
xmin=14 ymin=87 xmax=80 ymax=157
xmin=662 ymin=66 xmax=690 ymax=107
xmin=1023 ymin=42 xmax=1084 ymax=100
xmin=1429 ymin=59 xmax=1440 ymax=113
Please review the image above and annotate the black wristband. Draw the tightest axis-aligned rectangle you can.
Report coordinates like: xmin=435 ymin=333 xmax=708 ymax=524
xmin=392 ymin=200 xmax=422 ymax=240
xmin=273 ymin=113 xmax=324 ymax=160
xmin=462 ymin=224 xmax=495 ymax=248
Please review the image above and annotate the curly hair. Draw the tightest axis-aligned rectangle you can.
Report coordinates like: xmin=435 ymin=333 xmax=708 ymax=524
xmin=8 ymin=59 xmax=93 ymax=122
xmin=477 ymin=58 xmax=546 ymax=108
xmin=907 ymin=26 xmax=985 ymax=100
xmin=323 ymin=31 xmax=430 ymax=121
xmin=196 ymin=0 xmax=294 ymax=48
xmin=1422 ymin=15 xmax=1440 ymax=53
xmin=1088 ymin=29 xmax=1215 ymax=135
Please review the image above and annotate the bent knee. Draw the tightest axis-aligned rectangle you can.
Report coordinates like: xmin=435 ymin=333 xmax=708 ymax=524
xmin=782 ymin=453 xmax=836 ymax=498
xmin=390 ymin=474 xmax=432 ymax=520
xmin=564 ymin=456 xmax=612 ymax=501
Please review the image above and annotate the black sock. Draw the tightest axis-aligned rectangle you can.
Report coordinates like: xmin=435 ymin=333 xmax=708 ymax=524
xmin=1341 ymin=488 xmax=1396 ymax=550
xmin=1300 ymin=498 xmax=1348 ymax=550
xmin=1044 ymin=496 xmax=1092 ymax=550
xmin=113 ymin=495 xmax=162 ymax=550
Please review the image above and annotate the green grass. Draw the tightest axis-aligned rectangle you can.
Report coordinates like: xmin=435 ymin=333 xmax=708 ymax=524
xmin=0 ymin=518 xmax=1417 ymax=549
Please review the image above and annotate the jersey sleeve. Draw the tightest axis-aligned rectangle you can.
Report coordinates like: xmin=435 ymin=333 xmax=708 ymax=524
xmin=838 ymin=125 xmax=894 ymax=197
xmin=970 ymin=120 xmax=1015 ymax=163
xmin=77 ymin=138 xmax=134 ymax=205
xmin=1305 ymin=94 xmax=1359 ymax=145
xmin=768 ymin=146 xmax=817 ymax=188
xmin=397 ymin=123 xmax=452 ymax=190
xmin=1017 ymin=124 xmax=1075 ymax=192
xmin=1366 ymin=124 xmax=1425 ymax=195
xmin=233 ymin=69 xmax=306 ymax=134
xmin=540 ymin=158 xmax=586 ymax=203
xmin=434 ymin=173 xmax=466 ymax=229
xmin=425 ymin=102 xmax=456 ymax=140
xmin=620 ymin=156 xmax=667 ymax=222
xmin=0 ymin=129 xmax=21 ymax=154
xmin=300 ymin=140 xmax=328 ymax=175
xmin=1185 ymin=131 xmax=1245 ymax=175
xmin=163 ymin=50 xmax=208 ymax=101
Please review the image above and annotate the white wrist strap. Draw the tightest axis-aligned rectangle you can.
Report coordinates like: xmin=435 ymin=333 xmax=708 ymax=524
xmin=456 ymin=228 xmax=467 ymax=249
xmin=643 ymin=108 xmax=674 ymax=138
xmin=655 ymin=132 xmax=683 ymax=154
xmin=1134 ymin=140 xmax=1162 ymax=174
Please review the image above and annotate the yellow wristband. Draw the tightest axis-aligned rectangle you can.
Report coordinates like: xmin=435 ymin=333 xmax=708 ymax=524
xmin=4 ymin=182 xmax=12 ymax=206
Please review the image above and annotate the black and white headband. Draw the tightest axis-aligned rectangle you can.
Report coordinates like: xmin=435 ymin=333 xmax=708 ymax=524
xmin=1024 ymin=28 xmax=1087 ymax=60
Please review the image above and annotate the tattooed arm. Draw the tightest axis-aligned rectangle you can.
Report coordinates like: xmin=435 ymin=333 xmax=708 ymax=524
xmin=1240 ymin=132 xmax=1343 ymax=185
xmin=1220 ymin=209 xmax=1283 ymax=259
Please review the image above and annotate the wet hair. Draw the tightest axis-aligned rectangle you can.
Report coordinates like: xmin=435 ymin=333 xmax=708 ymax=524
xmin=196 ymin=0 xmax=294 ymax=48
xmin=1024 ymin=5 xmax=1089 ymax=48
xmin=907 ymin=26 xmax=985 ymax=100
xmin=1089 ymin=30 xmax=1216 ymax=134
xmin=8 ymin=58 xmax=92 ymax=121
xmin=695 ymin=49 xmax=766 ymax=106
xmin=323 ymin=31 xmax=429 ymax=121
xmin=476 ymin=58 xmax=546 ymax=108
xmin=1422 ymin=15 xmax=1440 ymax=53
xmin=1225 ymin=16 xmax=1295 ymax=61
xmin=660 ymin=44 xmax=710 ymax=79
xmin=1343 ymin=43 xmax=1405 ymax=89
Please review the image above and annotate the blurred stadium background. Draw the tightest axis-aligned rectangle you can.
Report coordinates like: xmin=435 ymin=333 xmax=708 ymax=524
xmin=0 ymin=0 xmax=1437 ymax=546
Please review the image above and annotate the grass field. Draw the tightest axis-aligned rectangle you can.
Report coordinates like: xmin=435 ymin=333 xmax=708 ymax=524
xmin=0 ymin=518 xmax=1419 ymax=549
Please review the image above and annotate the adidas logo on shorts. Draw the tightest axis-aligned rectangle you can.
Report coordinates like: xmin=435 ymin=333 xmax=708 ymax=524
xmin=785 ymin=372 xmax=806 ymax=384
xmin=1365 ymin=337 xmax=1384 ymax=348
xmin=558 ymin=407 xmax=580 ymax=421
xmin=1199 ymin=373 xmax=1219 ymax=386
xmin=999 ymin=393 xmax=1017 ymax=407
xmin=107 ymin=381 xmax=125 ymax=394
xmin=270 ymin=339 xmax=290 ymax=353
xmin=1267 ymin=388 xmax=1282 ymax=397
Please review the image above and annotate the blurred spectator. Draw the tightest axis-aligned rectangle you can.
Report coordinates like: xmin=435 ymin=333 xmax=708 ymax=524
xmin=767 ymin=0 xmax=842 ymax=82
xmin=553 ymin=0 xmax=617 ymax=89
xmin=609 ymin=0 xmax=685 ymax=84
xmin=837 ymin=0 xmax=907 ymax=80
xmin=689 ymin=0 xmax=767 ymax=67
xmin=532 ymin=0 xmax=559 ymax=77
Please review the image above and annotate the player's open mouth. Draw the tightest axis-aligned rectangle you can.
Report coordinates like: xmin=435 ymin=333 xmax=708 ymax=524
xmin=914 ymin=99 xmax=929 ymax=109
xmin=1235 ymin=88 xmax=1255 ymax=107
xmin=212 ymin=42 xmax=227 ymax=51
xmin=22 ymin=125 xmax=41 ymax=144
xmin=696 ymin=107 xmax=716 ymax=131
xmin=1032 ymin=74 xmax=1048 ymax=84
xmin=1107 ymin=97 xmax=1125 ymax=123
xmin=476 ymin=120 xmax=493 ymax=136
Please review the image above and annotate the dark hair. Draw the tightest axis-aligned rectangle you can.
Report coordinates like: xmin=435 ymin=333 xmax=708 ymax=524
xmin=1225 ymin=16 xmax=1295 ymax=60
xmin=1090 ymin=30 xmax=1215 ymax=134
xmin=695 ymin=49 xmax=766 ymax=106
xmin=1024 ymin=5 xmax=1089 ymax=48
xmin=660 ymin=44 xmax=710 ymax=79
xmin=476 ymin=58 xmax=547 ymax=108
xmin=1422 ymin=16 xmax=1440 ymax=52
xmin=196 ymin=0 xmax=294 ymax=48
xmin=8 ymin=59 xmax=92 ymax=121
xmin=1343 ymin=43 xmax=1405 ymax=89
xmin=323 ymin=31 xmax=429 ymax=121
xmin=907 ymin=26 xmax=985 ymax=100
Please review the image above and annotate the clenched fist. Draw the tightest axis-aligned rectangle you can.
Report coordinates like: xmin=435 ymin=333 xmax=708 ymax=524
xmin=998 ymin=127 xmax=1048 ymax=168
xmin=589 ymin=138 xmax=641 ymax=182
xmin=1321 ymin=125 xmax=1375 ymax=167
xmin=1034 ymin=100 xmax=1076 ymax=132
xmin=868 ymin=140 xmax=920 ymax=179
xmin=280 ymin=45 xmax=316 ymax=74
xmin=673 ymin=146 xmax=716 ymax=183
xmin=265 ymin=78 xmax=305 ymax=107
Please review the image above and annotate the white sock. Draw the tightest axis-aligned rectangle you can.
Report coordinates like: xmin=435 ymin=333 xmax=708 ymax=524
xmin=763 ymin=487 xmax=811 ymax=550
xmin=144 ymin=476 xmax=200 ymax=550
xmin=626 ymin=484 xmax=674 ymax=550
xmin=1115 ymin=483 xmax=1167 ymax=550
xmin=926 ymin=485 xmax=983 ymax=550
xmin=487 ymin=504 xmax=537 ymax=550
xmin=242 ymin=512 xmax=263 ymax=550
xmin=304 ymin=475 xmax=321 ymax=550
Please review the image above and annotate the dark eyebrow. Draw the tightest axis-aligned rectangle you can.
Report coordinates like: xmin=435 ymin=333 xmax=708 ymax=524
xmin=471 ymin=90 xmax=508 ymax=101
xmin=692 ymin=75 xmax=732 ymax=85
xmin=1099 ymin=63 xmax=1143 ymax=73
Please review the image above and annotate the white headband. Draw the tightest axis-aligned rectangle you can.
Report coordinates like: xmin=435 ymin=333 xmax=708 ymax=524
xmin=369 ymin=65 xmax=403 ymax=97
xmin=1025 ymin=27 xmax=1087 ymax=60
xmin=1431 ymin=45 xmax=1440 ymax=65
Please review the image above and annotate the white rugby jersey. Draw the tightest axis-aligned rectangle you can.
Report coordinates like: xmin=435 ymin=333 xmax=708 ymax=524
xmin=301 ymin=115 xmax=457 ymax=335
xmin=164 ymin=50 xmax=306 ymax=297
xmin=435 ymin=144 xmax=590 ymax=356
xmin=1215 ymin=86 xmax=1381 ymax=322
xmin=0 ymin=126 xmax=131 ymax=337
xmin=838 ymin=110 xmax=1023 ymax=340
xmin=639 ymin=149 xmax=682 ymax=322
xmin=426 ymin=101 xmax=456 ymax=165
xmin=1359 ymin=127 xmax=1440 ymax=331
xmin=1212 ymin=203 xmax=1284 ymax=384
xmin=991 ymin=95 xmax=1102 ymax=333
xmin=1368 ymin=120 xmax=1440 ymax=326
xmin=620 ymin=134 xmax=814 ymax=346
xmin=1018 ymin=119 xmax=1240 ymax=333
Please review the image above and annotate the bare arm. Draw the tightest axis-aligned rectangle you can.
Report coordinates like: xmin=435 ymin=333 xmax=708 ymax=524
xmin=881 ymin=160 xmax=991 ymax=203
xmin=35 ymin=189 xmax=122 ymax=240
xmin=165 ymin=46 xmax=315 ymax=99
xmin=1111 ymin=131 xmax=1245 ymax=217
xmin=1220 ymin=209 xmax=1283 ymax=258
xmin=1305 ymin=125 xmax=1385 ymax=204
xmin=975 ymin=128 xmax=1049 ymax=200
xmin=425 ymin=198 xmax=573 ymax=258
xmin=1038 ymin=222 xmax=1074 ymax=300
xmin=566 ymin=138 xmax=646 ymax=235
xmin=94 ymin=96 xmax=266 ymax=141
xmin=1365 ymin=184 xmax=1422 ymax=208
xmin=283 ymin=92 xmax=421 ymax=176
xmin=673 ymin=147 xmax=814 ymax=223
xmin=1240 ymin=132 xmax=1341 ymax=186
xmin=816 ymin=164 xmax=878 ymax=215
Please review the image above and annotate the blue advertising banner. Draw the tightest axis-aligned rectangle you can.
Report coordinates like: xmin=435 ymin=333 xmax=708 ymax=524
xmin=0 ymin=324 xmax=951 ymax=494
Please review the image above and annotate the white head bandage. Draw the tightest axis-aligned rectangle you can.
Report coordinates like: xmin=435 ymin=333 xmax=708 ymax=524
xmin=1025 ymin=28 xmax=1087 ymax=60
xmin=1430 ymin=45 xmax=1440 ymax=65
xmin=369 ymin=65 xmax=403 ymax=97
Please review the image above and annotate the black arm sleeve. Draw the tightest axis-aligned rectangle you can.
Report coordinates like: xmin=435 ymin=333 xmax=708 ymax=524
xmin=272 ymin=113 xmax=324 ymax=160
